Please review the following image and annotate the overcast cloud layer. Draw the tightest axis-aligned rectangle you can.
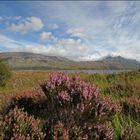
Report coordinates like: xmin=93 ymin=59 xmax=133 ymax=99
xmin=0 ymin=1 xmax=140 ymax=61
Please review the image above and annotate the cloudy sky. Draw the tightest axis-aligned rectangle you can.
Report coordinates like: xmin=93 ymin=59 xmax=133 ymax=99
xmin=0 ymin=1 xmax=140 ymax=61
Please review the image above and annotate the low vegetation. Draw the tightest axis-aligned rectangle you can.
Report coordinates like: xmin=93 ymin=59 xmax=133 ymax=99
xmin=0 ymin=70 xmax=140 ymax=139
xmin=0 ymin=59 xmax=11 ymax=87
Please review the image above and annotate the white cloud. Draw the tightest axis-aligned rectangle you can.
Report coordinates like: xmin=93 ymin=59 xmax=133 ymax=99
xmin=7 ymin=17 xmax=44 ymax=33
xmin=40 ymin=31 xmax=55 ymax=41
xmin=48 ymin=23 xmax=58 ymax=29
xmin=67 ymin=28 xmax=87 ymax=38
xmin=0 ymin=34 xmax=100 ymax=60
xmin=58 ymin=38 xmax=81 ymax=46
xmin=1 ymin=33 xmax=140 ymax=61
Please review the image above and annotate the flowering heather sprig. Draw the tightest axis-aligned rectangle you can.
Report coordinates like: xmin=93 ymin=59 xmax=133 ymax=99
xmin=46 ymin=73 xmax=67 ymax=90
xmin=42 ymin=73 xmax=99 ymax=106
xmin=77 ymin=81 xmax=99 ymax=100
xmin=0 ymin=106 xmax=46 ymax=140
xmin=101 ymin=96 xmax=121 ymax=113
xmin=67 ymin=75 xmax=99 ymax=100
xmin=57 ymin=91 xmax=70 ymax=105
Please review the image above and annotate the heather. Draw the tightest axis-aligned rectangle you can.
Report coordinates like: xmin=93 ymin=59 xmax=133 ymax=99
xmin=0 ymin=106 xmax=45 ymax=140
xmin=0 ymin=71 xmax=140 ymax=139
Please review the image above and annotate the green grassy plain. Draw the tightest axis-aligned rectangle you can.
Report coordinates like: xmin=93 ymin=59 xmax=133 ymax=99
xmin=0 ymin=70 xmax=139 ymax=94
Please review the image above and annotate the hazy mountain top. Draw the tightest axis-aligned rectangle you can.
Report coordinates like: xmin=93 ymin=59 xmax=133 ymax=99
xmin=102 ymin=55 xmax=139 ymax=64
xmin=0 ymin=52 xmax=72 ymax=62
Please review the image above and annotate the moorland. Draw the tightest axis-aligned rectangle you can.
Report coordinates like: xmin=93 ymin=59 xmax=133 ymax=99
xmin=0 ymin=69 xmax=140 ymax=139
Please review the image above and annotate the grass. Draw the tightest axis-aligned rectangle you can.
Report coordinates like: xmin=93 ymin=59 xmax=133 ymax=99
xmin=0 ymin=70 xmax=140 ymax=95
xmin=0 ymin=70 xmax=50 ymax=95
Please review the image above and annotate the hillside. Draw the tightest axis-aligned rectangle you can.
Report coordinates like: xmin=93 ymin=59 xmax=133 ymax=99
xmin=0 ymin=52 xmax=140 ymax=70
xmin=0 ymin=52 xmax=76 ymax=70
xmin=99 ymin=56 xmax=140 ymax=69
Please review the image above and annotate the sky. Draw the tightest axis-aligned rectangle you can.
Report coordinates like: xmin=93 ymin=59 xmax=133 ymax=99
xmin=0 ymin=1 xmax=140 ymax=61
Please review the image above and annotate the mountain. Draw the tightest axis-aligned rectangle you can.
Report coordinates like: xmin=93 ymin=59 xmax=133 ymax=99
xmin=0 ymin=52 xmax=76 ymax=70
xmin=99 ymin=55 xmax=140 ymax=69
xmin=0 ymin=52 xmax=140 ymax=70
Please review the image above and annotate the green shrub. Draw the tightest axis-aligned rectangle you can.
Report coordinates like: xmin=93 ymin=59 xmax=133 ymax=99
xmin=0 ymin=59 xmax=11 ymax=87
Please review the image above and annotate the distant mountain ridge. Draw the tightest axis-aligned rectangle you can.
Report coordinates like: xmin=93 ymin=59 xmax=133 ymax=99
xmin=0 ymin=52 xmax=140 ymax=70
xmin=99 ymin=55 xmax=140 ymax=69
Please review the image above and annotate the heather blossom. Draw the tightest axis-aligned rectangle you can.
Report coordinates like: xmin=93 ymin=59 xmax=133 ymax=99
xmin=67 ymin=78 xmax=99 ymax=102
xmin=0 ymin=106 xmax=46 ymax=140
xmin=43 ymin=73 xmax=99 ymax=105
xmin=57 ymin=91 xmax=70 ymax=104
xmin=46 ymin=73 xmax=67 ymax=90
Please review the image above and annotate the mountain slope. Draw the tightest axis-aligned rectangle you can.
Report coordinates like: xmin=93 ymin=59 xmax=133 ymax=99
xmin=101 ymin=56 xmax=140 ymax=69
xmin=0 ymin=52 xmax=76 ymax=70
xmin=0 ymin=52 xmax=140 ymax=70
